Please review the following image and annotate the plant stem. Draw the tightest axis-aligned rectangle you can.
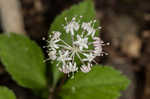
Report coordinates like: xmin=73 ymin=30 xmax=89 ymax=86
xmin=48 ymin=87 xmax=54 ymax=99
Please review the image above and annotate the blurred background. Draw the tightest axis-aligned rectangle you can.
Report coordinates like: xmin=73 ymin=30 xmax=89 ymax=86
xmin=0 ymin=0 xmax=150 ymax=99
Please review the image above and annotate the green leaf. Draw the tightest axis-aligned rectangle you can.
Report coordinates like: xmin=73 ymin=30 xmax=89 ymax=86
xmin=0 ymin=33 xmax=47 ymax=91
xmin=59 ymin=65 xmax=130 ymax=99
xmin=0 ymin=86 xmax=16 ymax=99
xmin=49 ymin=0 xmax=99 ymax=87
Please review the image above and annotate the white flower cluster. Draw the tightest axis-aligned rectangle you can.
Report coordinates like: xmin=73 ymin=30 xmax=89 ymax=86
xmin=47 ymin=16 xmax=105 ymax=74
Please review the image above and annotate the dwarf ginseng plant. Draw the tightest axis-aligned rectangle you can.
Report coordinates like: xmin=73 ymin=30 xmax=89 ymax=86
xmin=0 ymin=0 xmax=130 ymax=99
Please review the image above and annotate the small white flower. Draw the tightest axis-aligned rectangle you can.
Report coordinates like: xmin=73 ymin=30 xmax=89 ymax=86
xmin=59 ymin=65 xmax=70 ymax=74
xmin=53 ymin=31 xmax=61 ymax=40
xmin=46 ymin=16 xmax=106 ymax=74
xmin=57 ymin=50 xmax=72 ymax=65
xmin=80 ymin=63 xmax=92 ymax=73
xmin=59 ymin=62 xmax=78 ymax=73
xmin=48 ymin=50 xmax=57 ymax=60
xmin=48 ymin=39 xmax=60 ymax=50
xmin=83 ymin=53 xmax=96 ymax=62
xmin=93 ymin=47 xmax=102 ymax=56
xmin=93 ymin=37 xmax=103 ymax=56
xmin=82 ymin=22 xmax=91 ymax=31
xmin=68 ymin=62 xmax=78 ymax=72
xmin=82 ymin=22 xmax=96 ymax=37
xmin=73 ymin=35 xmax=88 ymax=50
xmin=64 ymin=17 xmax=79 ymax=35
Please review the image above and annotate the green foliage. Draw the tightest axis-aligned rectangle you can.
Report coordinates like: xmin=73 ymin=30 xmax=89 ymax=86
xmin=60 ymin=65 xmax=130 ymax=99
xmin=49 ymin=0 xmax=99 ymax=87
xmin=0 ymin=86 xmax=16 ymax=99
xmin=0 ymin=0 xmax=130 ymax=99
xmin=0 ymin=33 xmax=47 ymax=91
